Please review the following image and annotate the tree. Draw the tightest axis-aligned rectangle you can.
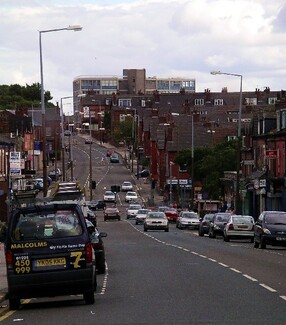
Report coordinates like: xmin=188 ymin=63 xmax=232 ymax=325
xmin=174 ymin=139 xmax=237 ymax=200
xmin=0 ymin=83 xmax=54 ymax=110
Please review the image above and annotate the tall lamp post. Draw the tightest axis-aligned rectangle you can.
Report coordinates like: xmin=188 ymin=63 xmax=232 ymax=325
xmin=211 ymin=70 xmax=243 ymax=213
xmin=39 ymin=25 xmax=82 ymax=196
xmin=89 ymin=107 xmax=93 ymax=201
xmin=60 ymin=96 xmax=73 ymax=181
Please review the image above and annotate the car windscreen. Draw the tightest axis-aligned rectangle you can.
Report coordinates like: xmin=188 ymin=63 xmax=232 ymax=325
xmin=12 ymin=210 xmax=83 ymax=240
xmin=265 ymin=214 xmax=286 ymax=225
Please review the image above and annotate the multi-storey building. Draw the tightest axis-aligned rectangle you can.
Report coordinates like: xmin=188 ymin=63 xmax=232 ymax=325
xmin=73 ymin=68 xmax=196 ymax=114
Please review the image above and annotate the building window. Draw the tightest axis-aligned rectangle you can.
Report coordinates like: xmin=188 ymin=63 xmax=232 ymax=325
xmin=119 ymin=114 xmax=126 ymax=122
xmin=118 ymin=99 xmax=132 ymax=107
xmin=268 ymin=97 xmax=277 ymax=105
xmin=281 ymin=109 xmax=286 ymax=130
xmin=214 ymin=99 xmax=223 ymax=106
xmin=157 ymin=80 xmax=169 ymax=90
xmin=227 ymin=135 xmax=237 ymax=141
xmin=194 ymin=99 xmax=204 ymax=106
xmin=245 ymin=98 xmax=257 ymax=105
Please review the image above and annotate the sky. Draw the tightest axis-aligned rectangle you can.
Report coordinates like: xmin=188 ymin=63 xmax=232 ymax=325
xmin=1 ymin=0 xmax=286 ymax=114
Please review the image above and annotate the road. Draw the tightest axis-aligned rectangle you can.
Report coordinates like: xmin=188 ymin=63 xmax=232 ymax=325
xmin=1 ymin=136 xmax=286 ymax=324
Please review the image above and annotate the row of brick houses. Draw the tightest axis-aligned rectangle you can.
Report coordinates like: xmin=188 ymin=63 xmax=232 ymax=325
xmin=78 ymin=88 xmax=286 ymax=219
xmin=1 ymin=86 xmax=286 ymax=220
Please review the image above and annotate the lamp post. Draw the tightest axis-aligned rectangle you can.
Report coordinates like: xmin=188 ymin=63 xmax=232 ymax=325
xmin=190 ymin=114 xmax=195 ymax=210
xmin=210 ymin=70 xmax=243 ymax=213
xmin=169 ymin=161 xmax=174 ymax=206
xmin=89 ymin=107 xmax=93 ymax=201
xmin=39 ymin=25 xmax=82 ymax=196
xmin=60 ymin=96 xmax=73 ymax=181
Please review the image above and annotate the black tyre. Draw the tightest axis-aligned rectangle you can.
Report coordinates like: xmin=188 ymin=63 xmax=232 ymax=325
xmin=144 ymin=227 xmax=147 ymax=232
xmin=9 ymin=297 xmax=20 ymax=310
xmin=97 ymin=265 xmax=106 ymax=274
xmin=224 ymin=234 xmax=229 ymax=242
xmin=250 ymin=237 xmax=254 ymax=243
xmin=165 ymin=228 xmax=169 ymax=232
xmin=198 ymin=230 xmax=204 ymax=237
xmin=260 ymin=238 xmax=266 ymax=249
xmin=84 ymin=291 xmax=95 ymax=305
xmin=254 ymin=239 xmax=259 ymax=248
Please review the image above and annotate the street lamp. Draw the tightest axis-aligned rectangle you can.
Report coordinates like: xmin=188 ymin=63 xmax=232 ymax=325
xmin=60 ymin=96 xmax=73 ymax=181
xmin=169 ymin=161 xmax=174 ymax=206
xmin=210 ymin=70 xmax=243 ymax=213
xmin=39 ymin=25 xmax=82 ymax=196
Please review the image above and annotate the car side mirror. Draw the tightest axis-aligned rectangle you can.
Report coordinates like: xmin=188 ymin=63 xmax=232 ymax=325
xmin=99 ymin=232 xmax=107 ymax=238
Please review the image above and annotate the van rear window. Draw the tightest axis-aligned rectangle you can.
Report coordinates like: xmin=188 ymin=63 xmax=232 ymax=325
xmin=13 ymin=210 xmax=83 ymax=241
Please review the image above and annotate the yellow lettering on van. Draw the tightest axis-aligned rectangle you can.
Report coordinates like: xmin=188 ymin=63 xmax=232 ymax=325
xmin=70 ymin=251 xmax=82 ymax=268
xmin=11 ymin=242 xmax=48 ymax=249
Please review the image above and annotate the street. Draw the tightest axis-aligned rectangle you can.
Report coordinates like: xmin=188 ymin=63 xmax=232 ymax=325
xmin=1 ymin=136 xmax=286 ymax=324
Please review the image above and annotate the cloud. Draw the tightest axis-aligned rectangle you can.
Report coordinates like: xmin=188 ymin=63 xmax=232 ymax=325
xmin=0 ymin=0 xmax=286 ymax=105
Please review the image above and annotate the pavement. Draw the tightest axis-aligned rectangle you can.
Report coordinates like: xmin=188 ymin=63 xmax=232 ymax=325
xmin=0 ymin=137 xmax=164 ymax=305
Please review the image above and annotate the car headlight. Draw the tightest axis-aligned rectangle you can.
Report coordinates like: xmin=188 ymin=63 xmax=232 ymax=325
xmin=263 ymin=228 xmax=271 ymax=235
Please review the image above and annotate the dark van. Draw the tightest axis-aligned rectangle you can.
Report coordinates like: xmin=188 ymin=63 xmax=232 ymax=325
xmin=1 ymin=203 xmax=97 ymax=310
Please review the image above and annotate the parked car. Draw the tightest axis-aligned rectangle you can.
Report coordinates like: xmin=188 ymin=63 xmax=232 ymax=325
xmin=126 ymin=203 xmax=142 ymax=219
xmin=85 ymin=208 xmax=97 ymax=228
xmin=223 ymin=215 xmax=255 ymax=242
xmin=86 ymin=220 xmax=107 ymax=274
xmin=125 ymin=191 xmax=138 ymax=203
xmin=0 ymin=203 xmax=97 ymax=310
xmin=176 ymin=211 xmax=200 ymax=229
xmin=88 ymin=200 xmax=106 ymax=211
xmin=157 ymin=206 xmax=171 ymax=213
xmin=85 ymin=137 xmax=93 ymax=144
xmin=254 ymin=211 xmax=286 ymax=249
xmin=121 ymin=181 xmax=133 ymax=192
xmin=64 ymin=130 xmax=72 ymax=136
xmin=135 ymin=209 xmax=151 ymax=224
xmin=164 ymin=207 xmax=179 ymax=223
xmin=144 ymin=211 xmax=169 ymax=232
xmin=208 ymin=213 xmax=232 ymax=238
xmin=104 ymin=207 xmax=121 ymax=221
xmin=135 ymin=169 xmax=150 ymax=178
xmin=32 ymin=178 xmax=44 ymax=191
xmin=198 ymin=213 xmax=215 ymax=236
xmin=103 ymin=190 xmax=116 ymax=203
xmin=48 ymin=168 xmax=62 ymax=180
xmin=110 ymin=153 xmax=120 ymax=163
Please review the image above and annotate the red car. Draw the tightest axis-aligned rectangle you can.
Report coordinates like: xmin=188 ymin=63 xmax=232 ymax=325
xmin=164 ymin=208 xmax=179 ymax=222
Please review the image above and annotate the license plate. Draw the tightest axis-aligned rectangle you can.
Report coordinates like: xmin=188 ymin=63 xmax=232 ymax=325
xmin=37 ymin=257 xmax=66 ymax=267
xmin=238 ymin=225 xmax=248 ymax=229
xmin=276 ymin=237 xmax=286 ymax=241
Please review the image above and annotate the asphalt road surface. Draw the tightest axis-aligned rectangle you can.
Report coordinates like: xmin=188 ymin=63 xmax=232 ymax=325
xmin=1 ymin=137 xmax=286 ymax=324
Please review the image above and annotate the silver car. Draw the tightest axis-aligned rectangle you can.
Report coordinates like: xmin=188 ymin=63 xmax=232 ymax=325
xmin=176 ymin=211 xmax=200 ymax=229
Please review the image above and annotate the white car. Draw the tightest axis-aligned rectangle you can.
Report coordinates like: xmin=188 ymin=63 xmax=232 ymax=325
xmin=176 ymin=211 xmax=200 ymax=229
xmin=224 ymin=215 xmax=255 ymax=242
xmin=125 ymin=191 xmax=138 ymax=203
xmin=121 ymin=181 xmax=133 ymax=192
xmin=103 ymin=190 xmax=116 ymax=202
xmin=135 ymin=209 xmax=151 ymax=224
xmin=126 ymin=204 xmax=142 ymax=219
xmin=144 ymin=211 xmax=169 ymax=232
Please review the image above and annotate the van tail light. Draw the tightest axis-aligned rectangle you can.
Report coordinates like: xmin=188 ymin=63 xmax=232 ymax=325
xmin=228 ymin=223 xmax=234 ymax=230
xmin=85 ymin=243 xmax=93 ymax=265
xmin=202 ymin=221 xmax=207 ymax=226
xmin=6 ymin=250 xmax=13 ymax=270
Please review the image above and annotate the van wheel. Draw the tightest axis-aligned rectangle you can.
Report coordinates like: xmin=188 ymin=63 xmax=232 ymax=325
xmin=254 ymin=239 xmax=259 ymax=248
xmin=9 ymin=297 xmax=20 ymax=310
xmin=260 ymin=238 xmax=266 ymax=249
xmin=84 ymin=291 xmax=95 ymax=305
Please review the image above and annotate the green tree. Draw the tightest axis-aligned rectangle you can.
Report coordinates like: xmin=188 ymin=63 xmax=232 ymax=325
xmin=174 ymin=140 xmax=237 ymax=200
xmin=0 ymin=83 xmax=54 ymax=110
